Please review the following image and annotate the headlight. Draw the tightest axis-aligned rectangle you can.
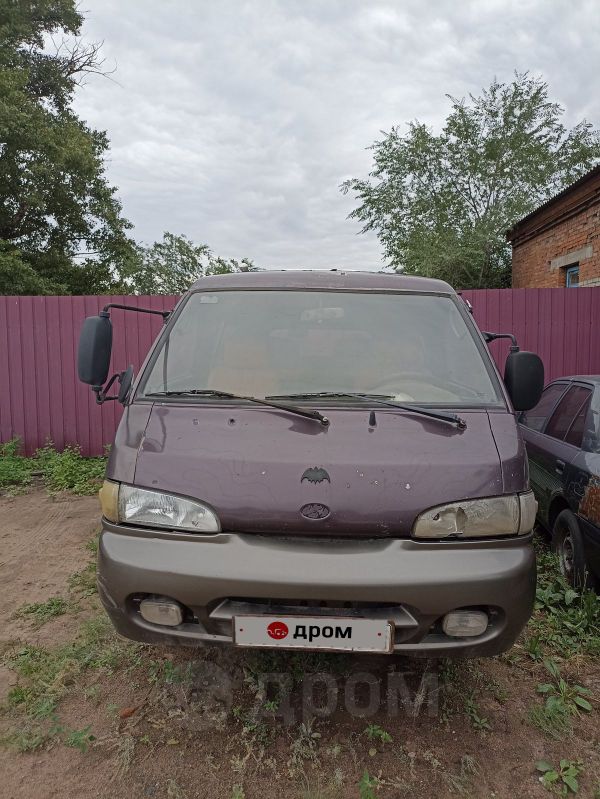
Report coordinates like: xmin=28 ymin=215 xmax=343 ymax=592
xmin=99 ymin=481 xmax=220 ymax=532
xmin=413 ymin=491 xmax=537 ymax=539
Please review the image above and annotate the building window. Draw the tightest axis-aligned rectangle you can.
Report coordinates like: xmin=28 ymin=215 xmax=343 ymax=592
xmin=565 ymin=265 xmax=580 ymax=287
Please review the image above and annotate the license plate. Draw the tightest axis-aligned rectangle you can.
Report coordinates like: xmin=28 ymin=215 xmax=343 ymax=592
xmin=233 ymin=615 xmax=394 ymax=653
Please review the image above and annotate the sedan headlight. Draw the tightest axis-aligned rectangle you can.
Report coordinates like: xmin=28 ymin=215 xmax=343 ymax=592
xmin=99 ymin=481 xmax=220 ymax=533
xmin=413 ymin=491 xmax=537 ymax=539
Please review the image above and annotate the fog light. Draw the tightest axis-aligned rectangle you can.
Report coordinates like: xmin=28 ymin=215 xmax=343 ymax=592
xmin=442 ymin=610 xmax=488 ymax=638
xmin=139 ymin=596 xmax=183 ymax=627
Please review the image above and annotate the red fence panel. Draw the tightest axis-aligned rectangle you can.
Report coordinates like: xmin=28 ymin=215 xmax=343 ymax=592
xmin=1 ymin=288 xmax=599 ymax=455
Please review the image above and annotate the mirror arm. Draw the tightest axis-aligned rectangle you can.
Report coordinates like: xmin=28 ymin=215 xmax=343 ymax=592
xmin=102 ymin=303 xmax=171 ymax=324
xmin=92 ymin=371 xmax=122 ymax=404
xmin=482 ymin=331 xmax=520 ymax=353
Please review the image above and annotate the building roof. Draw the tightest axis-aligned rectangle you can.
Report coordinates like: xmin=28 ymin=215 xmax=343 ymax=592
xmin=190 ymin=269 xmax=455 ymax=294
xmin=506 ymin=164 xmax=600 ymax=246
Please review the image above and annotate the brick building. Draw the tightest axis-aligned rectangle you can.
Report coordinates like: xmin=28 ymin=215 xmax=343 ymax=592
xmin=507 ymin=165 xmax=600 ymax=288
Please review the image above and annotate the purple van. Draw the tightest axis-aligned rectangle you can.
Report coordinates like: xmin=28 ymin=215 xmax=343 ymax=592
xmin=78 ymin=270 xmax=544 ymax=657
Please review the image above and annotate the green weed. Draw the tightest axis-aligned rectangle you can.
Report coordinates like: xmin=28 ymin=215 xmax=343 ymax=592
xmin=364 ymin=724 xmax=393 ymax=745
xmin=0 ymin=438 xmax=107 ymax=495
xmin=523 ymin=634 xmax=544 ymax=661
xmin=288 ymin=719 xmax=321 ymax=772
xmin=68 ymin=561 xmax=97 ymax=597
xmin=537 ymin=659 xmax=593 ymax=715
xmin=0 ymin=438 xmax=35 ymax=489
xmin=358 ymin=770 xmax=379 ymax=799
xmin=1 ymin=723 xmax=56 ymax=752
xmin=438 ymin=658 xmax=461 ymax=684
xmin=529 ymin=542 xmax=600 ymax=658
xmin=442 ymin=754 xmax=480 ymax=795
xmin=65 ymin=725 xmax=95 ymax=752
xmin=147 ymin=658 xmax=190 ymax=685
xmin=1 ymin=615 xmax=141 ymax=750
xmin=83 ymin=684 xmax=102 ymax=703
xmin=298 ymin=769 xmax=344 ymax=799
xmin=14 ymin=596 xmax=70 ymax=626
xmin=231 ymin=703 xmax=272 ymax=746
xmin=529 ymin=659 xmax=592 ymax=739
xmin=464 ymin=694 xmax=491 ymax=732
xmin=85 ymin=533 xmax=100 ymax=555
xmin=35 ymin=443 xmax=106 ymax=495
xmin=529 ymin=697 xmax=573 ymax=740
xmin=536 ymin=758 xmax=583 ymax=795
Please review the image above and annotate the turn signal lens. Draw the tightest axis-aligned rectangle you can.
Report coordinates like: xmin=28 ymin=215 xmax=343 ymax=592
xmin=518 ymin=491 xmax=537 ymax=534
xmin=99 ymin=479 xmax=119 ymax=523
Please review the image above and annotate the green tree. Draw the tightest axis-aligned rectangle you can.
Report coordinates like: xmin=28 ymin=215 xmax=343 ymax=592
xmin=123 ymin=232 xmax=258 ymax=294
xmin=0 ymin=0 xmax=135 ymax=294
xmin=342 ymin=73 xmax=600 ymax=288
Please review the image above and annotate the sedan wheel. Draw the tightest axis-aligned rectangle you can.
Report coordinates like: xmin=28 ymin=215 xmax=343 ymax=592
xmin=552 ymin=509 xmax=596 ymax=591
xmin=557 ymin=529 xmax=575 ymax=583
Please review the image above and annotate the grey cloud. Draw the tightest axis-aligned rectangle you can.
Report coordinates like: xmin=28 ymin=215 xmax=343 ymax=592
xmin=73 ymin=0 xmax=600 ymax=270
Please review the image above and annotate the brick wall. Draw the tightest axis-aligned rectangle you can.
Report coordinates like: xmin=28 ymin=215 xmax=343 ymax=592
xmin=509 ymin=167 xmax=600 ymax=288
xmin=512 ymin=202 xmax=600 ymax=288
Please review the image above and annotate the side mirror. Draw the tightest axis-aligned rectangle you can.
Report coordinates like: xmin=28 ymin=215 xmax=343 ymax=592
xmin=117 ymin=365 xmax=134 ymax=405
xmin=504 ymin=351 xmax=544 ymax=411
xmin=77 ymin=314 xmax=112 ymax=386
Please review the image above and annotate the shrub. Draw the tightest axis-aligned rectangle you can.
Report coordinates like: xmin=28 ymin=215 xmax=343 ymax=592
xmin=0 ymin=438 xmax=35 ymax=488
xmin=35 ymin=443 xmax=106 ymax=495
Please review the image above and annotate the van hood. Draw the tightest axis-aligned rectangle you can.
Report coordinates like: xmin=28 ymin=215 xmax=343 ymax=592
xmin=130 ymin=404 xmax=509 ymax=537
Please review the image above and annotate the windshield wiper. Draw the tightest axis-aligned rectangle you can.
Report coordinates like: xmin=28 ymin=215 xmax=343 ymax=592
xmin=144 ymin=389 xmax=330 ymax=427
xmin=266 ymin=392 xmax=466 ymax=430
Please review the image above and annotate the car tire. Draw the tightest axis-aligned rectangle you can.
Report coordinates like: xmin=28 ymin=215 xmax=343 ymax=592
xmin=552 ymin=509 xmax=597 ymax=591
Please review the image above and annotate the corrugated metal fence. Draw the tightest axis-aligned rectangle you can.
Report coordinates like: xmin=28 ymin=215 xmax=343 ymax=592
xmin=2 ymin=288 xmax=599 ymax=455
xmin=462 ymin=288 xmax=600 ymax=387
xmin=1 ymin=295 xmax=177 ymax=456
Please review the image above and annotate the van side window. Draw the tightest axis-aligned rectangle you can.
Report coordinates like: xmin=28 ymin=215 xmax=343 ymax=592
xmin=545 ymin=386 xmax=592 ymax=446
xmin=520 ymin=384 xmax=567 ymax=432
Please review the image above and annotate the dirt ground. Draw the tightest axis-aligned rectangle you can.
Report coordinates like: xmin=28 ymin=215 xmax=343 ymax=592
xmin=1 ymin=490 xmax=599 ymax=799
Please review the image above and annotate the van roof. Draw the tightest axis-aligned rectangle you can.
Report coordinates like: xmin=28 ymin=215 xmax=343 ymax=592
xmin=189 ymin=269 xmax=455 ymax=293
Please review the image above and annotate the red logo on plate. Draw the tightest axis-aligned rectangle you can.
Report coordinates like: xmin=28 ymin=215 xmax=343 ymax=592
xmin=267 ymin=621 xmax=289 ymax=640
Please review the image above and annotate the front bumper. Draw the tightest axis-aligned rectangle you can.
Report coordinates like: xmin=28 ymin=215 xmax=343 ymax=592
xmin=97 ymin=521 xmax=536 ymax=657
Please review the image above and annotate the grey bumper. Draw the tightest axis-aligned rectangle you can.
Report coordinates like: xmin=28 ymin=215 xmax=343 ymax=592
xmin=97 ymin=521 xmax=536 ymax=657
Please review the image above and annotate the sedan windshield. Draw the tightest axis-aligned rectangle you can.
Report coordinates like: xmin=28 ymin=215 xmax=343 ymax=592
xmin=140 ymin=290 xmax=503 ymax=407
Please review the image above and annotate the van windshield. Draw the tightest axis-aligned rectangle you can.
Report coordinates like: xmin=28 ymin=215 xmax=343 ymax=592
xmin=140 ymin=290 xmax=504 ymax=407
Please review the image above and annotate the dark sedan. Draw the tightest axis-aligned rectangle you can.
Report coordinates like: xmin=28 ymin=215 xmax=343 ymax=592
xmin=520 ymin=376 xmax=600 ymax=590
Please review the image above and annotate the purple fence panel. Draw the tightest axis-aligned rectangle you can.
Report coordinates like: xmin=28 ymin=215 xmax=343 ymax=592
xmin=1 ymin=288 xmax=599 ymax=455
xmin=462 ymin=287 xmax=600 ymax=383
xmin=591 ymin=290 xmax=600 ymax=375
xmin=6 ymin=298 xmax=26 ymax=451
xmin=0 ymin=299 xmax=11 ymax=445
xmin=1 ymin=295 xmax=177 ymax=455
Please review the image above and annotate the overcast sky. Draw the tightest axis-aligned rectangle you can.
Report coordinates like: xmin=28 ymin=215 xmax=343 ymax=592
xmin=73 ymin=0 xmax=600 ymax=271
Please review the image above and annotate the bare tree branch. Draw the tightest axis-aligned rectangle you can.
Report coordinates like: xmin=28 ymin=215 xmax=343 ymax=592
xmin=48 ymin=34 xmax=118 ymax=85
